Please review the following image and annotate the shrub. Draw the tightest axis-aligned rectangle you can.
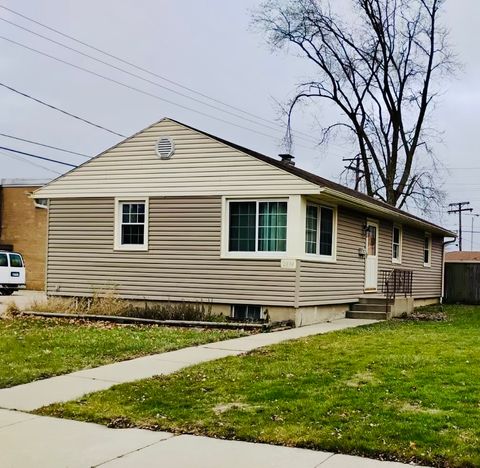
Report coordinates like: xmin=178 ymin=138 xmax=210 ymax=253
xmin=3 ymin=301 xmax=20 ymax=317
xmin=28 ymin=292 xmax=224 ymax=322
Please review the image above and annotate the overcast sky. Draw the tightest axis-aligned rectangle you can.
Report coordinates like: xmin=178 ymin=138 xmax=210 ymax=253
xmin=1 ymin=1 xmax=479 ymax=243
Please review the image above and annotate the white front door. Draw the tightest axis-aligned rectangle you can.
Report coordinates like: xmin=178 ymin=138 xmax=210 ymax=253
xmin=364 ymin=220 xmax=379 ymax=291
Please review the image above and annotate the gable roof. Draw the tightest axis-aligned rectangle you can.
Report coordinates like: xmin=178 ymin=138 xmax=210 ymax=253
xmin=35 ymin=116 xmax=454 ymax=237
xmin=167 ymin=118 xmax=455 ymax=237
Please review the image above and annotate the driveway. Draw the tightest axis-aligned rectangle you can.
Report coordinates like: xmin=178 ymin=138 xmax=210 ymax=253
xmin=0 ymin=290 xmax=46 ymax=316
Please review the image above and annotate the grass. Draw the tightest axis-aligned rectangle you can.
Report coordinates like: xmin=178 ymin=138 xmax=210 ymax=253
xmin=0 ymin=316 xmax=245 ymax=388
xmin=38 ymin=305 xmax=480 ymax=467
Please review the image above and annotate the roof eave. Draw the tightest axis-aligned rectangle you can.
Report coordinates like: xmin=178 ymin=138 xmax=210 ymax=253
xmin=322 ymin=187 xmax=456 ymax=237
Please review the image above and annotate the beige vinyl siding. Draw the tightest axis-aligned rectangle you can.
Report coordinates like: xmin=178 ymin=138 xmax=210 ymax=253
xmin=46 ymin=197 xmax=297 ymax=306
xmin=298 ymin=208 xmax=366 ymax=306
xmin=37 ymin=119 xmax=319 ymax=199
xmin=377 ymin=221 xmax=443 ymax=298
xmin=299 ymin=210 xmax=443 ymax=306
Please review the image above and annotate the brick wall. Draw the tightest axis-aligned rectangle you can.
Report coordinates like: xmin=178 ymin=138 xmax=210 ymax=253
xmin=0 ymin=186 xmax=47 ymax=290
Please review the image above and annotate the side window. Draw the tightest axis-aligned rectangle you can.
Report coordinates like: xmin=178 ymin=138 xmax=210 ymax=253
xmin=121 ymin=202 xmax=146 ymax=245
xmin=0 ymin=253 xmax=7 ymax=267
xmin=392 ymin=226 xmax=402 ymax=263
xmin=229 ymin=201 xmax=256 ymax=252
xmin=424 ymin=234 xmax=432 ymax=266
xmin=305 ymin=205 xmax=318 ymax=254
xmin=114 ymin=199 xmax=149 ymax=251
xmin=304 ymin=204 xmax=335 ymax=258
xmin=9 ymin=254 xmax=23 ymax=268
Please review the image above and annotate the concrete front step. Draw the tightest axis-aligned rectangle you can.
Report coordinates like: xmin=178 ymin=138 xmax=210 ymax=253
xmin=358 ymin=297 xmax=388 ymax=305
xmin=346 ymin=311 xmax=387 ymax=320
xmin=351 ymin=303 xmax=390 ymax=312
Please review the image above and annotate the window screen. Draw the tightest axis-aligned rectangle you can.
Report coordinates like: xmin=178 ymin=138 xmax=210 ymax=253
xmin=229 ymin=202 xmax=256 ymax=252
xmin=319 ymin=207 xmax=334 ymax=256
xmin=305 ymin=205 xmax=318 ymax=254
xmin=305 ymin=205 xmax=334 ymax=257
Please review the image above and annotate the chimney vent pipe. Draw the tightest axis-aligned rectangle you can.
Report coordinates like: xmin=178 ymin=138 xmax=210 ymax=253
xmin=279 ymin=153 xmax=295 ymax=166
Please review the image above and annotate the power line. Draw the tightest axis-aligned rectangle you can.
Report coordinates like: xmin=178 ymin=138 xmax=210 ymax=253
xmin=0 ymin=35 xmax=315 ymax=151
xmin=445 ymin=182 xmax=480 ymax=187
xmin=0 ymin=132 xmax=90 ymax=158
xmin=0 ymin=36 xmax=314 ymax=149
xmin=0 ymin=5 xmax=316 ymax=143
xmin=0 ymin=16 xmax=318 ymax=146
xmin=0 ymin=149 xmax=61 ymax=174
xmin=439 ymin=167 xmax=480 ymax=171
xmin=0 ymin=82 xmax=126 ymax=138
xmin=0 ymin=146 xmax=76 ymax=167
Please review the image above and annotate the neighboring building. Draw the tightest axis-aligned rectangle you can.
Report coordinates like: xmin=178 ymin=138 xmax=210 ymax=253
xmin=444 ymin=251 xmax=480 ymax=304
xmin=445 ymin=251 xmax=480 ymax=263
xmin=0 ymin=179 xmax=50 ymax=290
xmin=34 ymin=118 xmax=454 ymax=325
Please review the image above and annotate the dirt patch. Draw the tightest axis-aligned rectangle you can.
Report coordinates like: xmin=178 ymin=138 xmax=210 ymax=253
xmin=345 ymin=371 xmax=380 ymax=388
xmin=399 ymin=402 xmax=444 ymax=415
xmin=213 ymin=402 xmax=252 ymax=415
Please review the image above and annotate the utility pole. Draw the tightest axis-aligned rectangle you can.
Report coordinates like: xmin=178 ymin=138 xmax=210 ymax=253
xmin=448 ymin=202 xmax=473 ymax=251
xmin=343 ymin=155 xmax=371 ymax=191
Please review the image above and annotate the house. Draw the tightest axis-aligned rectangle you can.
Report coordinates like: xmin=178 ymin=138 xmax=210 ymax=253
xmin=34 ymin=118 xmax=454 ymax=325
xmin=0 ymin=179 xmax=50 ymax=290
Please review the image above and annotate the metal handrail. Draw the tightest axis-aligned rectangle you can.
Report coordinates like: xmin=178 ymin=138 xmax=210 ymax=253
xmin=381 ymin=268 xmax=413 ymax=313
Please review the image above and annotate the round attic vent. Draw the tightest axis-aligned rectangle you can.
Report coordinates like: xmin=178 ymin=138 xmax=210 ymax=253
xmin=155 ymin=136 xmax=175 ymax=160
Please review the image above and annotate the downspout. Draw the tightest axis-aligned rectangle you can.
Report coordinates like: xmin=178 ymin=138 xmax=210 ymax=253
xmin=441 ymin=237 xmax=457 ymax=304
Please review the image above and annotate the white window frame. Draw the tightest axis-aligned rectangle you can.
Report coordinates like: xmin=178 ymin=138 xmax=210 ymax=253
xmin=114 ymin=197 xmax=149 ymax=251
xmin=392 ymin=224 xmax=402 ymax=264
xmin=304 ymin=203 xmax=337 ymax=262
xmin=424 ymin=232 xmax=432 ymax=267
xmin=221 ymin=198 xmax=289 ymax=259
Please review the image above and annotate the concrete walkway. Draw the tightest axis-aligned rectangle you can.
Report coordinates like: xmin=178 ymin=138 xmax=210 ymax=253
xmin=0 ymin=317 xmax=425 ymax=467
xmin=0 ymin=318 xmax=376 ymax=411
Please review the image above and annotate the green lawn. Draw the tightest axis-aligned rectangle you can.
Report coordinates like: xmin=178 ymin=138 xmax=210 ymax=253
xmin=0 ymin=317 xmax=245 ymax=388
xmin=38 ymin=306 xmax=480 ymax=467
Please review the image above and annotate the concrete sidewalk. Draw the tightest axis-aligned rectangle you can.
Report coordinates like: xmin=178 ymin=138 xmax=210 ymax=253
xmin=0 ymin=318 xmax=376 ymax=411
xmin=0 ymin=409 xmax=418 ymax=468
xmin=0 ymin=317 xmax=420 ymax=467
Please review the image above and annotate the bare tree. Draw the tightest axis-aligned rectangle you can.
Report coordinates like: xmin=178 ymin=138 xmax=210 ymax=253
xmin=254 ymin=0 xmax=454 ymax=210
